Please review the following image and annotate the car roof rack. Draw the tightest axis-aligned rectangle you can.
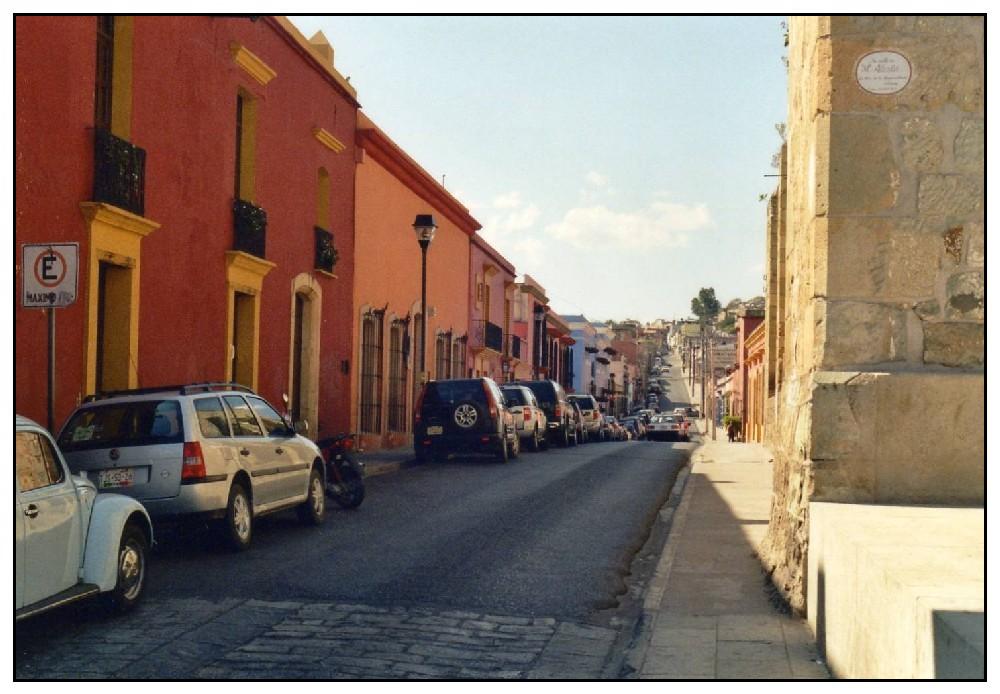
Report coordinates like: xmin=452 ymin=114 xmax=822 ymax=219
xmin=83 ymin=382 xmax=256 ymax=403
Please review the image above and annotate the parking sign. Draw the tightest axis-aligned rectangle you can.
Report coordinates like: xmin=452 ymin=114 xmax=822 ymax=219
xmin=22 ymin=243 xmax=79 ymax=308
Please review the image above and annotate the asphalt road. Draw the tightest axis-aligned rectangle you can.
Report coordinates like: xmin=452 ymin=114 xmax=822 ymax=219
xmin=150 ymin=435 xmax=691 ymax=620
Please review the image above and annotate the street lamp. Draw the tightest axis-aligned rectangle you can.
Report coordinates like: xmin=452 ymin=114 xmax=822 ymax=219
xmin=412 ymin=214 xmax=437 ymax=385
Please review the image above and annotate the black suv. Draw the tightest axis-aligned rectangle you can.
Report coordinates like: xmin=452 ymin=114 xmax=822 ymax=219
xmin=514 ymin=380 xmax=575 ymax=447
xmin=414 ymin=378 xmax=519 ymax=463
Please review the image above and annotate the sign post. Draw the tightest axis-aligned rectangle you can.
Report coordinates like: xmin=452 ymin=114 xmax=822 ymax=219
xmin=22 ymin=243 xmax=79 ymax=431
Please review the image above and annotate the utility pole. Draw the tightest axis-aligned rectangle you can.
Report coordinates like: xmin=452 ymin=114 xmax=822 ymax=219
xmin=709 ymin=330 xmax=716 ymax=441
xmin=700 ymin=325 xmax=707 ymax=420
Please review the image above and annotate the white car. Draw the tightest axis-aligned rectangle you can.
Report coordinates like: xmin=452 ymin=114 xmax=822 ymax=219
xmin=16 ymin=415 xmax=153 ymax=620
xmin=647 ymin=414 xmax=685 ymax=442
xmin=500 ymin=385 xmax=549 ymax=451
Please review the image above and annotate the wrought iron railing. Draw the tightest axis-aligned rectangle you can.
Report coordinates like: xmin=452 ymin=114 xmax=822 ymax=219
xmin=233 ymin=198 xmax=267 ymax=258
xmin=314 ymin=227 xmax=337 ymax=273
xmin=93 ymin=128 xmax=146 ymax=216
xmin=508 ymin=334 xmax=521 ymax=360
xmin=470 ymin=319 xmax=504 ymax=353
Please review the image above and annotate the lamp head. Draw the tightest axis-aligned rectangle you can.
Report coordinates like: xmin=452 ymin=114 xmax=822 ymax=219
xmin=412 ymin=214 xmax=438 ymax=245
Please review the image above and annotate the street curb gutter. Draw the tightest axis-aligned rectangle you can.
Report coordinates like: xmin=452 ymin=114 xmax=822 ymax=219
xmin=618 ymin=440 xmax=703 ymax=678
xmin=361 ymin=457 xmax=420 ymax=478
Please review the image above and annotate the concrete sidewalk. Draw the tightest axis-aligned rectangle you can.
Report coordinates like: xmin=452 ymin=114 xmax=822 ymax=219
xmin=633 ymin=432 xmax=831 ymax=680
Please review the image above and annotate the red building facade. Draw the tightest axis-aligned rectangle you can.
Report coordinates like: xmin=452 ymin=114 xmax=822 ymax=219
xmin=16 ymin=16 xmax=358 ymax=436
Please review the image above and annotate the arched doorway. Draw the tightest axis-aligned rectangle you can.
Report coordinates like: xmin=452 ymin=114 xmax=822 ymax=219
xmin=289 ymin=274 xmax=322 ymax=435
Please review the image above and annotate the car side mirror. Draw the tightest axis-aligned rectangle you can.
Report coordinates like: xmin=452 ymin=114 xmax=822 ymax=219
xmin=293 ymin=419 xmax=309 ymax=436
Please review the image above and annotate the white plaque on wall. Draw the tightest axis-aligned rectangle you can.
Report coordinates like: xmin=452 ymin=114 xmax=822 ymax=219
xmin=856 ymin=51 xmax=912 ymax=95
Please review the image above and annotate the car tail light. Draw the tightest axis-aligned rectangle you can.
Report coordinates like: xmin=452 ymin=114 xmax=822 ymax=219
xmin=414 ymin=387 xmax=426 ymax=424
xmin=524 ymin=408 xmax=531 ymax=421
xmin=481 ymin=381 xmax=497 ymax=419
xmin=182 ymin=442 xmax=206 ymax=481
xmin=554 ymin=404 xmax=562 ymax=418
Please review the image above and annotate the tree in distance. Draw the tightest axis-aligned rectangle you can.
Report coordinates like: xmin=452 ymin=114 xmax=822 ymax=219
xmin=690 ymin=287 xmax=722 ymax=324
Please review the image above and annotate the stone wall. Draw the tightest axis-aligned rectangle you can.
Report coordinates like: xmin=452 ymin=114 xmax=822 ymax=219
xmin=761 ymin=15 xmax=984 ymax=614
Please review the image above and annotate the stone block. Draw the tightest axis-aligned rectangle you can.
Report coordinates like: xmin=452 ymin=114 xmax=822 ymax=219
xmin=828 ymin=115 xmax=898 ymax=214
xmin=918 ymin=174 xmax=983 ymax=217
xmin=945 ymin=271 xmax=984 ymax=319
xmin=810 ymin=370 xmax=983 ymax=504
xmin=965 ymin=223 xmax=984 ymax=267
xmin=953 ymin=119 xmax=984 ymax=172
xmin=819 ymin=300 xmax=908 ymax=367
xmin=923 ymin=322 xmax=983 ymax=367
xmin=900 ymin=117 xmax=943 ymax=172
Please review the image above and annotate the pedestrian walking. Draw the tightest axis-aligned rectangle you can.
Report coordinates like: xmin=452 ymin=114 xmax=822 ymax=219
xmin=727 ymin=419 xmax=739 ymax=443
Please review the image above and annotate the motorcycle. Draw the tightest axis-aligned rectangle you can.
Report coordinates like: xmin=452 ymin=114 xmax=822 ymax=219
xmin=281 ymin=394 xmax=365 ymax=509
xmin=316 ymin=433 xmax=366 ymax=509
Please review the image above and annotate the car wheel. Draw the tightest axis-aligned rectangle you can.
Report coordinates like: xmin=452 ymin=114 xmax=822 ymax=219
xmin=224 ymin=482 xmax=252 ymax=551
xmin=532 ymin=426 xmax=542 ymax=452
xmin=497 ymin=435 xmax=509 ymax=463
xmin=297 ymin=466 xmax=326 ymax=526
xmin=104 ymin=523 xmax=148 ymax=613
xmin=561 ymin=425 xmax=570 ymax=448
xmin=453 ymin=400 xmax=483 ymax=429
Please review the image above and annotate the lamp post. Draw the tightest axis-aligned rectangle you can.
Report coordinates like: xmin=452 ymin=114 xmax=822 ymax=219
xmin=412 ymin=214 xmax=437 ymax=386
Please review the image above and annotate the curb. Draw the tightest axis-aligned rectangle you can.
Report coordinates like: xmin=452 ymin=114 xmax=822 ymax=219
xmin=359 ymin=456 xmax=421 ymax=478
xmin=619 ymin=437 xmax=705 ymax=678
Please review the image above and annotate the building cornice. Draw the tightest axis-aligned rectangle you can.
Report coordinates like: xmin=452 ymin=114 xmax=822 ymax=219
xmin=472 ymin=234 xmax=515 ymax=276
xmin=357 ymin=114 xmax=481 ymax=236
xmin=268 ymin=16 xmax=359 ymax=106
xmin=313 ymin=127 xmax=346 ymax=153
xmin=230 ymin=42 xmax=277 ymax=85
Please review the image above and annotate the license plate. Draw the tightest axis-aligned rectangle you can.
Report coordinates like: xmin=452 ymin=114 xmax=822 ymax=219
xmin=427 ymin=426 xmax=444 ymax=435
xmin=98 ymin=467 xmax=134 ymax=489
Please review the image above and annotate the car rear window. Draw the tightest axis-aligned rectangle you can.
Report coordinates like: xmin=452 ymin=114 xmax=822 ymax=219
xmin=423 ymin=380 xmax=486 ymax=407
xmin=59 ymin=400 xmax=183 ymax=451
xmin=520 ymin=382 xmax=555 ymax=407
xmin=570 ymin=396 xmax=597 ymax=410
xmin=501 ymin=388 xmax=527 ymax=406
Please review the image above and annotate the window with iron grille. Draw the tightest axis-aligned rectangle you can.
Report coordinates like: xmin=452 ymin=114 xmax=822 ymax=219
xmin=95 ymin=16 xmax=114 ymax=130
xmin=359 ymin=310 xmax=384 ymax=434
xmin=388 ymin=320 xmax=409 ymax=432
xmin=435 ymin=332 xmax=451 ymax=380
xmin=451 ymin=337 xmax=466 ymax=380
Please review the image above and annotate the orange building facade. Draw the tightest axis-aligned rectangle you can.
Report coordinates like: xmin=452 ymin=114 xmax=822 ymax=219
xmin=352 ymin=113 xmax=478 ymax=452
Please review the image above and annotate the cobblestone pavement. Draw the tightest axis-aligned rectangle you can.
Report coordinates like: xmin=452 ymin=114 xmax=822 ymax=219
xmin=15 ymin=598 xmax=619 ymax=680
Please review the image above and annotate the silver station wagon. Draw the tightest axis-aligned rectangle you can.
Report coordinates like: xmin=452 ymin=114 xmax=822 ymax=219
xmin=57 ymin=383 xmax=326 ymax=550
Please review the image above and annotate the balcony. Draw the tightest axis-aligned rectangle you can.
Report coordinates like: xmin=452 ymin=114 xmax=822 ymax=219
xmin=471 ymin=319 xmax=504 ymax=354
xmin=233 ymin=198 xmax=267 ymax=258
xmin=93 ymin=128 xmax=146 ymax=216
xmin=314 ymin=226 xmax=337 ymax=273
xmin=506 ymin=333 xmax=522 ymax=360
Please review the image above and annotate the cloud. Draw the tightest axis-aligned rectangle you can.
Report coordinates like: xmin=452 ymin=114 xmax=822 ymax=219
xmin=482 ymin=191 xmax=541 ymax=235
xmin=492 ymin=191 xmax=523 ymax=209
xmin=544 ymin=199 xmax=713 ymax=251
xmin=585 ymin=171 xmax=609 ymax=187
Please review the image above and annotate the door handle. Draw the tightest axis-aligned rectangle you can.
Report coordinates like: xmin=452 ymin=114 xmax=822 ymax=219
xmin=275 ymin=447 xmax=284 ymax=455
xmin=23 ymin=504 xmax=39 ymax=519
xmin=239 ymin=448 xmax=250 ymax=456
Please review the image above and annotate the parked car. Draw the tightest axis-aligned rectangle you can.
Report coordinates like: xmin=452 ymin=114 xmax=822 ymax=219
xmin=17 ymin=415 xmax=154 ymax=620
xmin=647 ymin=414 xmax=684 ymax=442
xmin=514 ymin=380 xmax=575 ymax=447
xmin=57 ymin=383 xmax=327 ymax=551
xmin=500 ymin=384 xmax=548 ymax=452
xmin=568 ymin=394 xmax=602 ymax=441
xmin=597 ymin=413 xmax=612 ymax=441
xmin=568 ymin=400 xmax=585 ymax=444
xmin=415 ymin=378 xmax=519 ymax=463
xmin=604 ymin=415 xmax=624 ymax=441
xmin=620 ymin=416 xmax=644 ymax=440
